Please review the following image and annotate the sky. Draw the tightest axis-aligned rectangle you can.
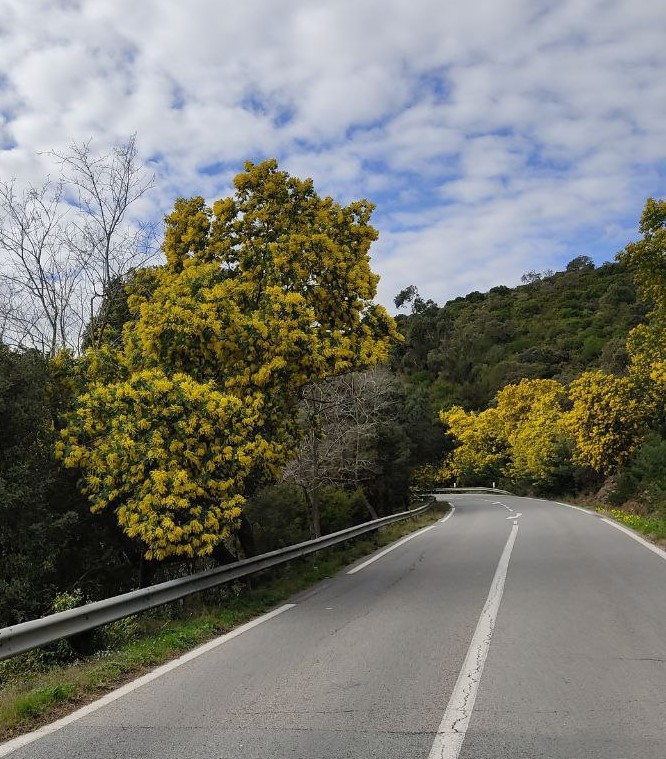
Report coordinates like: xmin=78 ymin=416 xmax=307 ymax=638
xmin=0 ymin=0 xmax=665 ymax=310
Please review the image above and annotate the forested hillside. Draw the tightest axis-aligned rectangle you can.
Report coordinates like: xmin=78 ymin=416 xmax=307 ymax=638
xmin=392 ymin=257 xmax=646 ymax=412
xmin=400 ymin=200 xmax=666 ymax=542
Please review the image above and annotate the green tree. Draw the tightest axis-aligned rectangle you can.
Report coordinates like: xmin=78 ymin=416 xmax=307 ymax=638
xmin=59 ymin=160 xmax=398 ymax=560
xmin=0 ymin=346 xmax=134 ymax=625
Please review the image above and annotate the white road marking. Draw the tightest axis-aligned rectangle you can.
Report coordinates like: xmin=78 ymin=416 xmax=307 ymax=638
xmin=552 ymin=500 xmax=594 ymax=515
xmin=428 ymin=523 xmax=519 ymax=759
xmin=347 ymin=523 xmax=438 ymax=574
xmin=601 ymin=518 xmax=666 ymax=562
xmin=494 ymin=502 xmax=513 ymax=512
xmin=506 ymin=512 xmax=522 ymax=519
xmin=0 ymin=604 xmax=296 ymax=757
xmin=440 ymin=506 xmax=456 ymax=524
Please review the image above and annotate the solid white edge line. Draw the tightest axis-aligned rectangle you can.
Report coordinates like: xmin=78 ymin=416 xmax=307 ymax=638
xmin=440 ymin=506 xmax=456 ymax=524
xmin=347 ymin=507 xmax=456 ymax=576
xmin=0 ymin=603 xmax=296 ymax=757
xmin=346 ymin=524 xmax=438 ymax=575
xmin=428 ymin=523 xmax=519 ymax=759
xmin=552 ymin=500 xmax=595 ymax=515
xmin=600 ymin=518 xmax=666 ymax=561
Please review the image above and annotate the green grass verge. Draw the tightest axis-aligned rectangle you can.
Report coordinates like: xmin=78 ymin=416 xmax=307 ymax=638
xmin=599 ymin=508 xmax=666 ymax=541
xmin=0 ymin=502 xmax=448 ymax=742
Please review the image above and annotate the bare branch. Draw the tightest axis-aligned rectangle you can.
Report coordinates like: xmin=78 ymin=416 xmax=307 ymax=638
xmin=0 ymin=135 xmax=158 ymax=354
xmin=282 ymin=367 xmax=400 ymax=535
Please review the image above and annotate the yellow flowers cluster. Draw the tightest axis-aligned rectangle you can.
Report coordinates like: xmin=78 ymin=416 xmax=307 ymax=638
xmin=442 ymin=374 xmax=652 ymax=484
xmin=58 ymin=370 xmax=265 ymax=559
xmin=441 ymin=379 xmax=569 ymax=486
xmin=563 ymin=371 xmax=649 ymax=474
xmin=443 ymin=196 xmax=666 ymax=486
xmin=58 ymin=159 xmax=399 ymax=559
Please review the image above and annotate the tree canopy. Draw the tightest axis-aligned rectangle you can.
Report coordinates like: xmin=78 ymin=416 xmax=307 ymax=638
xmin=58 ymin=160 xmax=398 ymax=559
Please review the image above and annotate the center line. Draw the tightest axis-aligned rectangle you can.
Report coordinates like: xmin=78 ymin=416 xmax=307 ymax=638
xmin=428 ymin=523 xmax=519 ymax=759
xmin=493 ymin=501 xmax=513 ymax=512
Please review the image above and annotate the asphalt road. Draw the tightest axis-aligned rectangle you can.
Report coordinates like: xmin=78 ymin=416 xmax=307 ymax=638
xmin=3 ymin=494 xmax=665 ymax=758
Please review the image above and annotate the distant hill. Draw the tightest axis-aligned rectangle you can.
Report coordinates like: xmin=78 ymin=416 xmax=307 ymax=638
xmin=391 ymin=259 xmax=647 ymax=413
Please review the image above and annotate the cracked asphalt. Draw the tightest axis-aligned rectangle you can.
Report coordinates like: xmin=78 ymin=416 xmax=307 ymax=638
xmin=5 ymin=495 xmax=666 ymax=758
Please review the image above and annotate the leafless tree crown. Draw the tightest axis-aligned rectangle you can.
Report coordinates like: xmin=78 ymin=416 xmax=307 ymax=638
xmin=282 ymin=367 xmax=400 ymax=536
xmin=0 ymin=135 xmax=157 ymax=355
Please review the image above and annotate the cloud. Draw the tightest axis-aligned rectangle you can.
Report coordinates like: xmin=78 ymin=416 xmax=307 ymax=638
xmin=0 ymin=0 xmax=664 ymax=309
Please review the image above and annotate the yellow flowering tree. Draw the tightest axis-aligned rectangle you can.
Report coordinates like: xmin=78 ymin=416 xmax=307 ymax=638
xmin=60 ymin=160 xmax=398 ymax=560
xmin=495 ymin=379 xmax=570 ymax=485
xmin=440 ymin=405 xmax=508 ymax=484
xmin=563 ymin=371 xmax=649 ymax=474
xmin=620 ymin=197 xmax=666 ymax=311
xmin=57 ymin=371 xmax=264 ymax=559
xmin=620 ymin=197 xmax=666 ymax=407
xmin=441 ymin=379 xmax=570 ymax=487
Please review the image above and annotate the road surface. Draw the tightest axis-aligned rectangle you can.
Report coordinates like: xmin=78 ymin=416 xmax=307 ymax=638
xmin=3 ymin=494 xmax=665 ymax=758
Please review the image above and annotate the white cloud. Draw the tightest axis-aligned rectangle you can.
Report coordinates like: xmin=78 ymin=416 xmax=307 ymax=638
xmin=0 ymin=0 xmax=664 ymax=309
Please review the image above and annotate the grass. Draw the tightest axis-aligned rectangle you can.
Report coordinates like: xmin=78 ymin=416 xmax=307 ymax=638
xmin=0 ymin=502 xmax=449 ymax=742
xmin=599 ymin=508 xmax=666 ymax=541
xmin=566 ymin=493 xmax=666 ymax=544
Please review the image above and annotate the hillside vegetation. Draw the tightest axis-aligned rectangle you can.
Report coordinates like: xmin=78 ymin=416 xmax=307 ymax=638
xmin=396 ymin=202 xmax=666 ymax=541
xmin=392 ymin=258 xmax=646 ymax=412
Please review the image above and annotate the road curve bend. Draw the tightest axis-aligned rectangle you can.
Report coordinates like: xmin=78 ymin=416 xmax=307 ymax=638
xmin=2 ymin=494 xmax=665 ymax=759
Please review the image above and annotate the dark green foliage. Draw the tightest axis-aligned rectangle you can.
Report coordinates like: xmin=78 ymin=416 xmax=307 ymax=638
xmin=566 ymin=255 xmax=595 ymax=271
xmin=392 ymin=261 xmax=646 ymax=414
xmin=244 ymin=484 xmax=310 ymax=551
xmin=608 ymin=433 xmax=666 ymax=516
xmin=318 ymin=488 xmax=370 ymax=534
xmin=244 ymin=484 xmax=370 ymax=553
xmin=81 ymin=268 xmax=161 ymax=351
xmin=0 ymin=346 xmax=136 ymax=628
xmin=365 ymin=412 xmax=412 ymax=515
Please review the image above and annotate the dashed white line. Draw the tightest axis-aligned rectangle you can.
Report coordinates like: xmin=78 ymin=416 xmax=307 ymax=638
xmin=427 ymin=523 xmax=519 ymax=759
xmin=0 ymin=604 xmax=296 ymax=757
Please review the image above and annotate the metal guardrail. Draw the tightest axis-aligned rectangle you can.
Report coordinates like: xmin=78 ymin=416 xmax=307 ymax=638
xmin=429 ymin=487 xmax=512 ymax=495
xmin=0 ymin=498 xmax=435 ymax=661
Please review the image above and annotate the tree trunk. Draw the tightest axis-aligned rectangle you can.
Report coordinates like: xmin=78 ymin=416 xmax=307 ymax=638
xmin=306 ymin=488 xmax=322 ymax=539
xmin=236 ymin=513 xmax=257 ymax=558
xmin=139 ymin=557 xmax=154 ymax=588
xmin=211 ymin=542 xmax=238 ymax=565
xmin=365 ymin=499 xmax=379 ymax=520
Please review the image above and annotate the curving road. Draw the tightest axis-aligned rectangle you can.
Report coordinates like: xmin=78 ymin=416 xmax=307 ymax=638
xmin=3 ymin=494 xmax=666 ymax=758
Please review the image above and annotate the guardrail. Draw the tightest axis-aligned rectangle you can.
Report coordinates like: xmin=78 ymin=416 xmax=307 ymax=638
xmin=429 ymin=487 xmax=512 ymax=495
xmin=0 ymin=498 xmax=435 ymax=661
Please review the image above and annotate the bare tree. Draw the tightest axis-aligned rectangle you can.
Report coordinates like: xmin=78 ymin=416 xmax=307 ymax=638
xmin=282 ymin=367 xmax=399 ymax=537
xmin=50 ymin=134 xmax=157 ymax=348
xmin=0 ymin=179 xmax=80 ymax=355
xmin=0 ymin=135 xmax=158 ymax=354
